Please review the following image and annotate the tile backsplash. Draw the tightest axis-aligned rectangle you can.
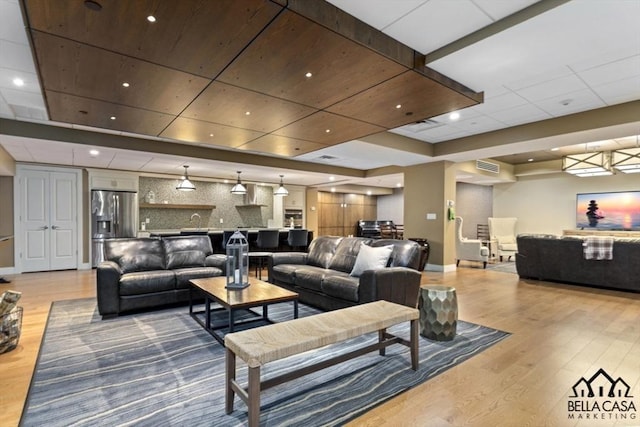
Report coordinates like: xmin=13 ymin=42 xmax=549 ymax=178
xmin=139 ymin=177 xmax=273 ymax=230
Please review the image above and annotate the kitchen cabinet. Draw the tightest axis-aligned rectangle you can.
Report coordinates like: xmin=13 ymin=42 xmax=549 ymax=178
xmin=87 ymin=169 xmax=138 ymax=192
xmin=284 ymin=187 xmax=305 ymax=209
xmin=318 ymin=192 xmax=376 ymax=237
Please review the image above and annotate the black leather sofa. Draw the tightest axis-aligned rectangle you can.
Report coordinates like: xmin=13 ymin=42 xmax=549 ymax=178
xmin=515 ymin=234 xmax=640 ymax=292
xmin=268 ymin=236 xmax=423 ymax=311
xmin=97 ymin=235 xmax=226 ymax=317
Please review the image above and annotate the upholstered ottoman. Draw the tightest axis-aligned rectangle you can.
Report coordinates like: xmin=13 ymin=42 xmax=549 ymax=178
xmin=418 ymin=285 xmax=458 ymax=341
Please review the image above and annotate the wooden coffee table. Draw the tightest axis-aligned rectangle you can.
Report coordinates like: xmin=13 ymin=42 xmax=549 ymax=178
xmin=189 ymin=276 xmax=299 ymax=345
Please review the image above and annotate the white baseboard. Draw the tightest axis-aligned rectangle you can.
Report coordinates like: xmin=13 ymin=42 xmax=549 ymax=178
xmin=0 ymin=266 xmax=16 ymax=276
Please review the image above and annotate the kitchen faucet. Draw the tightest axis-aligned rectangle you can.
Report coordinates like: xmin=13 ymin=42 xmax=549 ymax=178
xmin=190 ymin=213 xmax=202 ymax=230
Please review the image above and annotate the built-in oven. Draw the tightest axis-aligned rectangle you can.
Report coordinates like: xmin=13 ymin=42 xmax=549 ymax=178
xmin=284 ymin=208 xmax=303 ymax=228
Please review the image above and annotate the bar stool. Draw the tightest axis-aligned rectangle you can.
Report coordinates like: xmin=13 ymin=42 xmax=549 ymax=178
xmin=287 ymin=229 xmax=309 ymax=251
xmin=249 ymin=229 xmax=279 ymax=280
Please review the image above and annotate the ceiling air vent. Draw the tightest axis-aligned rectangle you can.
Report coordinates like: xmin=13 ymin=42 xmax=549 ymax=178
xmin=316 ymin=155 xmax=338 ymax=161
xmin=476 ymin=159 xmax=500 ymax=174
xmin=404 ymin=119 xmax=442 ymax=133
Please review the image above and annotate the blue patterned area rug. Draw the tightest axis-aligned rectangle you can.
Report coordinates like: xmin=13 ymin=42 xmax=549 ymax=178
xmin=21 ymin=298 xmax=509 ymax=426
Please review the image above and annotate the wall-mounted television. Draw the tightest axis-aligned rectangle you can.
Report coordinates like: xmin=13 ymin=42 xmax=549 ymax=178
xmin=576 ymin=191 xmax=640 ymax=230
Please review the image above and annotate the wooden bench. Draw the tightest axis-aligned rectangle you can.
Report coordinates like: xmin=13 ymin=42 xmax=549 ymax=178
xmin=224 ymin=300 xmax=419 ymax=426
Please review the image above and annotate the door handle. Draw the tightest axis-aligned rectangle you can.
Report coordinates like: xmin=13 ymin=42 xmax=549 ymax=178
xmin=41 ymin=226 xmax=49 ymax=230
xmin=51 ymin=225 xmax=59 ymax=229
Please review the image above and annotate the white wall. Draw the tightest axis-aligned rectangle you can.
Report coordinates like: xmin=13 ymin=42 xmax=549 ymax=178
xmin=377 ymin=188 xmax=404 ymax=223
xmin=493 ymin=172 xmax=639 ymax=235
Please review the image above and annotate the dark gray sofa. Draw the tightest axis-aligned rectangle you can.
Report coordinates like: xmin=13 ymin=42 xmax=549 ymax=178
xmin=268 ymin=236 xmax=423 ymax=311
xmin=515 ymin=234 xmax=640 ymax=292
xmin=97 ymin=235 xmax=226 ymax=317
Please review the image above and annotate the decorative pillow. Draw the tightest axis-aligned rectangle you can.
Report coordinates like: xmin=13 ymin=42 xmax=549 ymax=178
xmin=350 ymin=243 xmax=394 ymax=277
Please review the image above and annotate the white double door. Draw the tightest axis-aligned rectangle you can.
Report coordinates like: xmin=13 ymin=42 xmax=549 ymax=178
xmin=19 ymin=167 xmax=78 ymax=272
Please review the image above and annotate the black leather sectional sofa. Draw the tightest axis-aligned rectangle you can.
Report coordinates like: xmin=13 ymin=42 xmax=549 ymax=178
xmin=97 ymin=235 xmax=226 ymax=317
xmin=515 ymin=234 xmax=640 ymax=292
xmin=268 ymin=236 xmax=424 ymax=311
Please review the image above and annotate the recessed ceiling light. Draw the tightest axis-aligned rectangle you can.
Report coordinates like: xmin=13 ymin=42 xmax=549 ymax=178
xmin=305 ymin=72 xmax=312 ymax=78
xmin=528 ymin=158 xmax=534 ymax=162
xmin=122 ymin=82 xmax=130 ymax=87
xmin=366 ymin=190 xmax=372 ymax=195
xmin=89 ymin=149 xmax=99 ymax=156
xmin=209 ymin=133 xmax=214 ymax=137
xmin=245 ymin=111 xmax=251 ymax=116
xmin=329 ymin=176 xmax=335 ymax=181
xmin=110 ymin=116 xmax=116 ymax=120
xmin=12 ymin=78 xmax=25 ymax=87
xmin=395 ymin=104 xmax=402 ymax=109
xmin=330 ymin=187 xmax=336 ymax=192
xmin=325 ymin=129 xmax=331 ymax=133
xmin=396 ymin=183 xmax=402 ymax=187
xmin=147 ymin=15 xmax=156 ymax=23
xmin=449 ymin=112 xmax=460 ymax=121
xmin=224 ymin=179 xmax=229 ymax=184
xmin=551 ymin=147 xmax=560 ymax=151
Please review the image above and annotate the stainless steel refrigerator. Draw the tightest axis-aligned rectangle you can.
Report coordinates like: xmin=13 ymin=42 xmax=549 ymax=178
xmin=91 ymin=190 xmax=138 ymax=267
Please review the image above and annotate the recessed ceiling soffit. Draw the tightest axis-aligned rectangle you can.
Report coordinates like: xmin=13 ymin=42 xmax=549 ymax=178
xmin=23 ymin=0 xmax=482 ymax=159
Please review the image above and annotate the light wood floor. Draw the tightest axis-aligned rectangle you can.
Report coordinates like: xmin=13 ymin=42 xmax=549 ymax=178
xmin=1 ymin=267 xmax=639 ymax=427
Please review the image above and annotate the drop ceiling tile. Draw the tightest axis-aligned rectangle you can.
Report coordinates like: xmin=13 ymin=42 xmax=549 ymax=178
xmin=31 ymin=32 xmax=210 ymax=115
xmin=1 ymin=86 xmax=45 ymax=108
xmin=534 ymin=89 xmax=606 ymax=117
xmin=161 ymin=117 xmax=264 ymax=148
xmin=182 ymin=82 xmax=316 ymax=133
xmin=238 ymin=134 xmax=327 ymax=157
xmin=384 ymin=0 xmax=492 ymax=54
xmin=472 ymin=0 xmax=538 ymax=21
xmin=325 ymin=0 xmax=427 ymax=30
xmin=23 ymin=0 xmax=282 ymax=78
xmin=592 ymin=76 xmax=640 ymax=105
xmin=469 ymin=91 xmax=529 ymax=115
xmin=578 ymin=55 xmax=640 ymax=88
xmin=488 ymin=103 xmax=551 ymax=127
xmin=0 ymin=68 xmax=41 ymax=93
xmin=0 ymin=1 xmax=29 ymax=44
xmin=391 ymin=126 xmax=470 ymax=143
xmin=447 ymin=114 xmax=506 ymax=134
xmin=273 ymin=112 xmax=385 ymax=145
xmin=515 ymin=74 xmax=589 ymax=103
xmin=0 ymin=39 xmax=38 ymax=72
xmin=327 ymin=70 xmax=480 ymax=129
xmin=218 ymin=10 xmax=407 ymax=109
xmin=45 ymin=91 xmax=176 ymax=136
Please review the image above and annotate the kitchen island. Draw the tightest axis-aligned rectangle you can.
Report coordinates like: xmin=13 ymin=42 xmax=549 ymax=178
xmin=143 ymin=229 xmax=312 ymax=253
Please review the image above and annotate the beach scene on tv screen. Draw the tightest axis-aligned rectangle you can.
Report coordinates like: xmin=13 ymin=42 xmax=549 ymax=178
xmin=576 ymin=191 xmax=640 ymax=230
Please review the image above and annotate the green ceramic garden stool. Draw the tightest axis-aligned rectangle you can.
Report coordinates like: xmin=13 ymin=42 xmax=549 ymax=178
xmin=418 ymin=285 xmax=458 ymax=341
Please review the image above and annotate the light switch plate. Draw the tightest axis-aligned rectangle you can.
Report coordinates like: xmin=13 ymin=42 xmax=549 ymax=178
xmin=426 ymin=213 xmax=437 ymax=220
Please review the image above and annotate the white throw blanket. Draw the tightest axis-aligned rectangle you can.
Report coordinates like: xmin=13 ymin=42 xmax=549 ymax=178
xmin=583 ymin=236 xmax=614 ymax=260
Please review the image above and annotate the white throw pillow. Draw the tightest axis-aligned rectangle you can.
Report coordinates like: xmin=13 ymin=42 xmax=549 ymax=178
xmin=350 ymin=243 xmax=394 ymax=277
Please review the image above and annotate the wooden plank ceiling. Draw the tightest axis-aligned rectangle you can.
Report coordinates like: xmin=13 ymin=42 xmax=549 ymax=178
xmin=23 ymin=0 xmax=483 ymax=158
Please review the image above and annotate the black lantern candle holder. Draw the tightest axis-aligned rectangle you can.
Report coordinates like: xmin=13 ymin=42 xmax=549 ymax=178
xmin=225 ymin=230 xmax=249 ymax=289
